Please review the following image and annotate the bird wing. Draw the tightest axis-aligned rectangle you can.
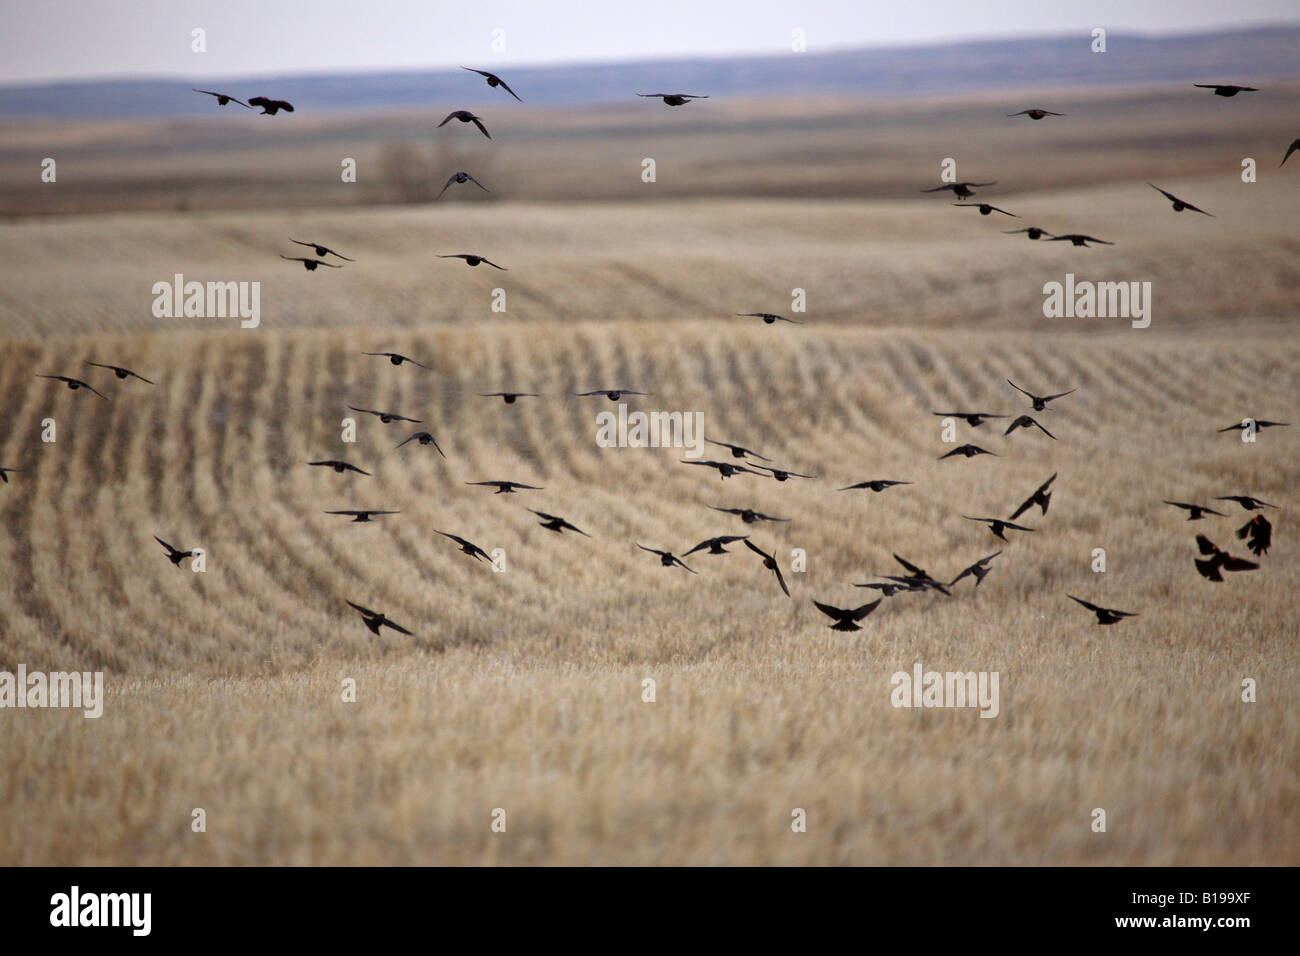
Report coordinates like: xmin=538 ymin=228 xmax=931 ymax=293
xmin=1282 ymin=140 xmax=1300 ymax=167
xmin=481 ymin=258 xmax=507 ymax=270
xmin=851 ymin=601 xmax=881 ymax=620
xmin=346 ymin=600 xmax=378 ymax=617
xmin=495 ymin=77 xmax=522 ymax=101
xmin=471 ymin=117 xmax=491 ymax=139
xmin=1032 ymin=420 xmax=1057 ymax=439
xmin=384 ymin=619 xmax=415 ymax=636
xmin=813 ymin=600 xmax=846 ymax=620
xmin=1068 ymin=594 xmax=1101 ymax=612
xmin=1195 ymin=535 xmax=1220 ymax=555
xmin=1043 ymin=388 xmax=1077 ymax=402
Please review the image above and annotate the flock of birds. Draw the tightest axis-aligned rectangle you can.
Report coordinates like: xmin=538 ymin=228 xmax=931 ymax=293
xmin=6 ymin=66 xmax=1289 ymax=641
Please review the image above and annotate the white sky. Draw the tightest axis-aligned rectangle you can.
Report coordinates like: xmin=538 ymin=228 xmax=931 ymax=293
xmin=2 ymin=0 xmax=1298 ymax=84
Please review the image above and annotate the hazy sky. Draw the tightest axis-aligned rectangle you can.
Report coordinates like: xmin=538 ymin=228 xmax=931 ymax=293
xmin=3 ymin=0 xmax=1298 ymax=84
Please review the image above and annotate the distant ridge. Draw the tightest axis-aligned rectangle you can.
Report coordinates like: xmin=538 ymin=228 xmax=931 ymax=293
xmin=2 ymin=25 xmax=1298 ymax=119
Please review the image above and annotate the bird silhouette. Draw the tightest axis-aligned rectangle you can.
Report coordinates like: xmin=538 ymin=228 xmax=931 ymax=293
xmin=192 ymin=89 xmax=252 ymax=108
xmin=0 ymin=466 xmax=20 ymax=484
xmin=248 ymin=96 xmax=293 ymax=115
xmin=308 ymin=460 xmax=370 ymax=475
xmin=743 ymin=540 xmax=790 ymax=597
xmin=637 ymin=93 xmax=708 ymax=106
xmin=1216 ymin=419 xmax=1288 ymax=433
xmin=1281 ymin=138 xmax=1300 ymax=167
xmin=346 ymin=600 xmax=414 ymax=636
xmin=85 ymin=361 xmax=153 ymax=383
xmin=394 ymin=432 xmax=446 ymax=456
xmin=754 ymin=465 xmax=817 ymax=481
xmin=1193 ymin=84 xmax=1258 ymax=97
xmin=290 ymin=239 xmax=353 ymax=260
xmin=1046 ymin=234 xmax=1113 ymax=247
xmin=1067 ymin=594 xmax=1137 ymax=625
xmin=153 ymin=535 xmax=195 ymax=565
xmin=963 ymin=516 xmax=1034 ymax=541
xmin=325 ymin=510 xmax=399 ymax=523
xmin=479 ymin=391 xmax=538 ymax=403
xmin=891 ymin=554 xmax=951 ymax=595
xmin=438 ymin=110 xmax=490 ymax=138
xmin=1215 ymin=495 xmax=1276 ymax=511
xmin=530 ymin=510 xmax=590 ymax=537
xmin=707 ymin=506 xmax=789 ymax=525
xmin=439 ymin=253 xmax=506 ymax=270
xmin=683 ymin=535 xmax=749 ymax=556
xmin=1194 ymin=534 xmax=1259 ymax=581
xmin=1148 ymin=184 xmax=1214 ymax=217
xmin=438 ymin=171 xmax=490 ymax=197
xmin=576 ymin=389 xmax=650 ymax=401
xmin=466 ymin=480 xmax=543 ymax=494
xmin=348 ymin=405 xmax=422 ymax=424
xmin=363 ymin=351 xmax=427 ymax=368
xmin=1004 ymin=226 xmax=1054 ymax=240
xmin=949 ymin=551 xmax=1002 ymax=588
xmin=436 ymin=530 xmax=492 ymax=562
xmin=1006 ymin=380 xmax=1076 ymax=411
xmin=37 ymin=374 xmax=108 ymax=399
xmin=855 ymin=581 xmax=925 ymax=596
xmin=933 ymin=411 xmax=1007 ymax=427
xmin=683 ymin=459 xmax=764 ymax=479
xmin=938 ymin=444 xmax=997 ymax=460
xmin=1236 ymin=515 xmax=1272 ymax=557
xmin=814 ymin=599 xmax=881 ymax=631
xmin=1009 ymin=473 xmax=1056 ymax=520
xmin=1163 ymin=500 xmax=1225 ymax=520
xmin=922 ymin=181 xmax=996 ymax=199
xmin=1004 ymin=414 xmax=1057 ymax=439
xmin=637 ymin=544 xmax=696 ymax=573
xmin=839 ymin=479 xmax=911 ymax=493
xmin=736 ymin=311 xmax=802 ymax=325
xmin=1008 ymin=109 xmax=1064 ymax=120
xmin=706 ymin=439 xmax=771 ymax=461
xmin=280 ymin=255 xmax=340 ymax=271
xmin=462 ymin=67 xmax=522 ymax=101
xmin=953 ymin=202 xmax=1018 ymax=217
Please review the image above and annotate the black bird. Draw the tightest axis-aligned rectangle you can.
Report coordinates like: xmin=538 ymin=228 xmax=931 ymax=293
xmin=813 ymin=599 xmax=881 ymax=631
xmin=479 ymin=391 xmax=538 ymax=403
xmin=1216 ymin=419 xmax=1288 ymax=433
xmin=637 ymin=93 xmax=708 ymax=106
xmin=348 ymin=405 xmax=422 ymax=424
xmin=1163 ymin=500 xmax=1225 ymax=520
xmin=754 ymin=465 xmax=817 ymax=482
xmin=1004 ymin=414 xmax=1057 ymax=439
xmin=963 ymin=516 xmax=1034 ymax=541
xmin=530 ymin=510 xmax=590 ymax=537
xmin=438 ymin=110 xmax=490 ymax=138
xmin=949 ymin=551 xmax=1002 ymax=588
xmin=1194 ymin=534 xmax=1259 ymax=581
xmin=346 ymin=600 xmax=414 ymax=636
xmin=1193 ymin=84 xmax=1258 ymax=97
xmin=684 ymin=535 xmax=749 ymax=556
xmin=153 ymin=535 xmax=195 ymax=566
xmin=325 ymin=510 xmax=399 ymax=523
xmin=708 ymin=505 xmax=789 ymax=525
xmin=953 ymin=202 xmax=1018 ymax=217
xmin=706 ymin=439 xmax=771 ymax=461
xmin=1236 ymin=515 xmax=1272 ymax=557
xmin=1046 ymin=234 xmax=1113 ymax=247
xmin=1067 ymin=594 xmax=1138 ymax=625
xmin=85 ymin=361 xmax=153 ymax=383
xmin=576 ymin=389 xmax=650 ymax=401
xmin=462 ymin=67 xmax=522 ymax=101
xmin=0 ymin=466 xmax=20 ymax=484
xmin=1148 ymin=184 xmax=1214 ymax=217
xmin=922 ymin=181 xmax=996 ymax=199
xmin=439 ymin=253 xmax=506 ymax=270
xmin=395 ymin=432 xmax=446 ymax=456
xmin=1007 ymin=380 xmax=1076 ymax=411
xmin=1281 ymin=138 xmax=1300 ymax=167
xmin=839 ymin=479 xmax=911 ymax=493
xmin=683 ymin=459 xmax=764 ymax=479
xmin=290 ymin=238 xmax=354 ymax=261
xmin=938 ymin=444 xmax=997 ymax=460
xmin=855 ymin=581 xmax=924 ymax=596
xmin=308 ymin=460 xmax=370 ymax=475
xmin=636 ymin=544 xmax=696 ymax=573
xmin=892 ymin=554 xmax=951 ymax=595
xmin=736 ymin=311 xmax=802 ymax=325
xmin=436 ymin=530 xmax=492 ymax=562
xmin=467 ymin=480 xmax=543 ymax=494
xmin=363 ymin=351 xmax=427 ymax=368
xmin=1009 ymin=473 xmax=1056 ymax=520
xmin=933 ymin=411 xmax=1007 ymax=427
xmin=1004 ymin=226 xmax=1054 ymax=240
xmin=192 ymin=88 xmax=251 ymax=108
xmin=37 ymin=374 xmax=108 ymax=399
xmin=1215 ymin=495 xmax=1277 ymax=511
xmin=743 ymin=540 xmax=790 ymax=597
xmin=247 ymin=96 xmax=294 ymax=115
xmin=280 ymin=255 xmax=340 ymax=271
xmin=1008 ymin=109 xmax=1064 ymax=120
xmin=438 ymin=171 xmax=490 ymax=197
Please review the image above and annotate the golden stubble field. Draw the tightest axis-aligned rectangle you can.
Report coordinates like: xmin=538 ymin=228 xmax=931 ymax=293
xmin=0 ymin=95 xmax=1298 ymax=863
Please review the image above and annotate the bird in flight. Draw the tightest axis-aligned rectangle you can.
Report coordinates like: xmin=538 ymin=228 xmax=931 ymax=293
xmin=193 ymin=89 xmax=251 ymax=108
xmin=922 ymin=181 xmax=996 ymax=199
xmin=248 ymin=96 xmax=294 ymax=115
xmin=637 ymin=544 xmax=697 ymax=573
xmin=153 ymin=535 xmax=195 ymax=566
xmin=706 ymin=439 xmax=771 ymax=462
xmin=683 ymin=459 xmax=765 ymax=479
xmin=466 ymin=480 xmax=543 ymax=494
xmin=1006 ymin=380 xmax=1076 ymax=411
xmin=346 ymin=600 xmax=414 ymax=636
xmin=683 ymin=535 xmax=749 ymax=556
xmin=1004 ymin=226 xmax=1054 ymax=240
xmin=439 ymin=253 xmax=506 ymax=270
xmin=953 ymin=203 xmax=1018 ymax=217
xmin=1163 ymin=500 xmax=1225 ymax=521
xmin=963 ymin=516 xmax=1035 ymax=541
xmin=576 ymin=389 xmax=650 ymax=401
xmin=308 ymin=460 xmax=370 ymax=476
xmin=364 ymin=351 xmax=427 ymax=368
xmin=85 ymin=361 xmax=153 ymax=384
xmin=436 ymin=530 xmax=492 ymax=562
xmin=754 ymin=465 xmax=817 ymax=482
xmin=708 ymin=506 xmax=789 ymax=525
xmin=839 ymin=479 xmax=911 ymax=493
xmin=1216 ymin=419 xmax=1288 ymax=433
xmin=280 ymin=255 xmax=340 ymax=271
xmin=891 ymin=554 xmax=951 ymax=595
xmin=1194 ymin=534 xmax=1259 ymax=581
xmin=1004 ymin=415 xmax=1057 ymax=439
xmin=290 ymin=239 xmax=353 ymax=261
xmin=1281 ymin=138 xmax=1300 ymax=167
xmin=37 ymin=374 xmax=108 ymax=399
xmin=438 ymin=110 xmax=491 ymax=138
xmin=933 ymin=411 xmax=1007 ymax=427
xmin=348 ymin=405 xmax=422 ymax=424
xmin=736 ymin=312 xmax=802 ymax=325
xmin=1047 ymin=234 xmax=1113 ymax=247
xmin=938 ymin=444 xmax=997 ymax=460
xmin=462 ymin=67 xmax=522 ymax=101
xmin=1067 ymin=594 xmax=1138 ymax=625
xmin=438 ymin=171 xmax=490 ymax=197
xmin=530 ymin=510 xmax=590 ymax=537
xmin=479 ymin=391 xmax=539 ymax=403
xmin=395 ymin=432 xmax=446 ymax=456
xmin=1009 ymin=473 xmax=1057 ymax=520
xmin=1215 ymin=495 xmax=1276 ymax=511
xmin=1236 ymin=515 xmax=1272 ymax=557
xmin=1193 ymin=84 xmax=1258 ymax=97
xmin=637 ymin=93 xmax=708 ymax=106
xmin=743 ymin=540 xmax=790 ymax=597
xmin=1148 ymin=184 xmax=1214 ymax=217
xmin=813 ymin=599 xmax=882 ymax=631
xmin=949 ymin=551 xmax=1002 ymax=589
xmin=855 ymin=581 xmax=925 ymax=596
xmin=325 ymin=510 xmax=399 ymax=523
xmin=0 ymin=467 xmax=20 ymax=484
xmin=1007 ymin=109 xmax=1064 ymax=120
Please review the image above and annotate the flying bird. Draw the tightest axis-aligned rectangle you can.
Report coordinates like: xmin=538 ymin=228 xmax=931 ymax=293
xmin=1067 ymin=594 xmax=1138 ymax=625
xmin=1194 ymin=534 xmax=1259 ymax=581
xmin=395 ymin=432 xmax=446 ymax=456
xmin=439 ymin=253 xmax=506 ymax=270
xmin=192 ymin=89 xmax=251 ymax=108
xmin=963 ymin=516 xmax=1035 ymax=541
xmin=922 ymin=181 xmax=996 ymax=199
xmin=707 ymin=506 xmax=789 ymax=525
xmin=1148 ymin=184 xmax=1214 ymax=217
xmin=1216 ymin=419 xmax=1288 ymax=433
xmin=363 ymin=351 xmax=427 ymax=368
xmin=736 ymin=311 xmax=802 ymax=325
xmin=153 ymin=535 xmax=195 ymax=566
xmin=1046 ymin=234 xmax=1113 ymax=247
xmin=1236 ymin=515 xmax=1272 ymax=557
xmin=308 ymin=460 xmax=370 ymax=475
xmin=1009 ymin=473 xmax=1056 ymax=520
xmin=813 ymin=599 xmax=882 ymax=631
xmin=636 ymin=544 xmax=696 ymax=573
xmin=438 ymin=171 xmax=490 ymax=197
xmin=462 ymin=67 xmax=522 ymax=101
xmin=529 ymin=510 xmax=590 ymax=537
xmin=1281 ymin=138 xmax=1300 ymax=167
xmin=933 ymin=411 xmax=1007 ymax=427
xmin=1006 ymin=380 xmax=1076 ymax=411
xmin=346 ymin=600 xmax=414 ymax=636
xmin=855 ymin=581 xmax=925 ymax=596
xmin=743 ymin=540 xmax=790 ymax=597
xmin=637 ymin=93 xmax=708 ymax=106
xmin=706 ymin=439 xmax=771 ymax=461
xmin=280 ymin=255 xmax=340 ymax=271
xmin=290 ymin=239 xmax=353 ymax=261
xmin=1193 ymin=84 xmax=1258 ymax=97
xmin=575 ymin=389 xmax=650 ymax=401
xmin=325 ymin=510 xmax=399 ymax=523
xmin=0 ymin=467 xmax=20 ymax=484
xmin=754 ymin=465 xmax=817 ymax=482
xmin=466 ymin=480 xmax=543 ymax=494
xmin=949 ymin=551 xmax=1002 ymax=588
xmin=683 ymin=535 xmax=749 ymax=556
xmin=1007 ymin=109 xmax=1064 ymax=120
xmin=37 ymin=374 xmax=108 ymax=399
xmin=1004 ymin=226 xmax=1054 ymax=240
xmin=436 ymin=530 xmax=492 ymax=562
xmin=85 ymin=361 xmax=153 ymax=383
xmin=1163 ymin=501 xmax=1225 ymax=520
xmin=479 ymin=391 xmax=538 ymax=403
xmin=1004 ymin=415 xmax=1057 ymax=439
xmin=938 ymin=444 xmax=997 ymax=460
xmin=683 ymin=459 xmax=764 ymax=479
xmin=1215 ymin=495 xmax=1276 ymax=511
xmin=839 ymin=479 xmax=911 ymax=493
xmin=892 ymin=554 xmax=951 ymax=595
xmin=438 ymin=110 xmax=491 ymax=138
xmin=348 ymin=405 xmax=422 ymax=424
xmin=953 ymin=203 xmax=1018 ymax=217
xmin=248 ymin=96 xmax=294 ymax=115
